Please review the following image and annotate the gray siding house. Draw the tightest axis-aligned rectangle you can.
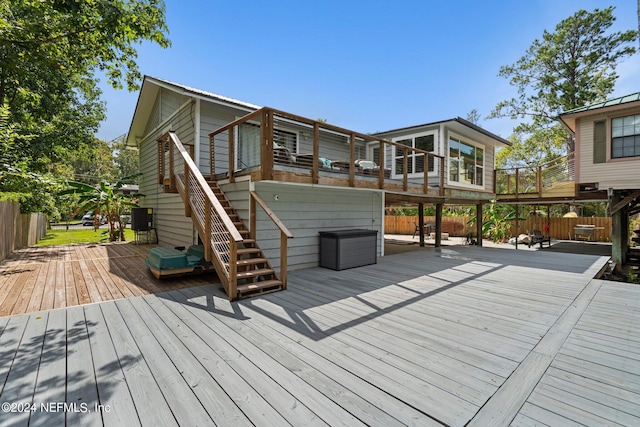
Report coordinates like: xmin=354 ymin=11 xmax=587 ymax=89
xmin=127 ymin=76 xmax=509 ymax=299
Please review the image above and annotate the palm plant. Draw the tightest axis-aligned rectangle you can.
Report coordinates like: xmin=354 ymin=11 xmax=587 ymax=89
xmin=59 ymin=174 xmax=142 ymax=242
xmin=468 ymin=202 xmax=526 ymax=243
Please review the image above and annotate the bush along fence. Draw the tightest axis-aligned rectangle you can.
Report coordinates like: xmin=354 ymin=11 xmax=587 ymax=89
xmin=385 ymin=215 xmax=612 ymax=242
xmin=0 ymin=201 xmax=47 ymax=262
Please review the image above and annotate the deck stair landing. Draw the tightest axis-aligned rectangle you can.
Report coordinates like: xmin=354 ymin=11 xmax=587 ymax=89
xmin=209 ymin=182 xmax=283 ymax=299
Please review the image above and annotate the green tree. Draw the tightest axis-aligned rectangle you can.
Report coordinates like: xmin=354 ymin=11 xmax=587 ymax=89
xmin=112 ymin=134 xmax=140 ymax=181
xmin=466 ymin=109 xmax=481 ymax=125
xmin=491 ymin=7 xmax=637 ymax=166
xmin=0 ymin=0 xmax=169 ymax=211
xmin=60 ymin=175 xmax=142 ymax=242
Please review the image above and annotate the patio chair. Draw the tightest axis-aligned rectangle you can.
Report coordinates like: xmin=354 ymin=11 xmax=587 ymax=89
xmin=528 ymin=228 xmax=550 ymax=248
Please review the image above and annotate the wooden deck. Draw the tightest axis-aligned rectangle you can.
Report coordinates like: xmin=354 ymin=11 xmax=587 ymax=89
xmin=1 ymin=246 xmax=638 ymax=426
xmin=0 ymin=243 xmax=215 ymax=317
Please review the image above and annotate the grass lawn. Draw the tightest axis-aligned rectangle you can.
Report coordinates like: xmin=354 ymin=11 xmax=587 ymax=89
xmin=37 ymin=228 xmax=136 ymax=246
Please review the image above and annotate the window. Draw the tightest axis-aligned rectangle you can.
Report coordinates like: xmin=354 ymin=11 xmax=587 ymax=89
xmin=449 ymin=136 xmax=483 ymax=186
xmin=393 ymin=133 xmax=435 ymax=176
xmin=612 ymin=114 xmax=640 ymax=158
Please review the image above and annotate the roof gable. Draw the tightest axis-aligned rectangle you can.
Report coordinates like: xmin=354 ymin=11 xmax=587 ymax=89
xmin=126 ymin=76 xmax=261 ymax=145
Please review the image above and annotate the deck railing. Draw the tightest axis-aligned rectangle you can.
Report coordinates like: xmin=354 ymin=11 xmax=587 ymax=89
xmin=158 ymin=131 xmax=243 ymax=298
xmin=495 ymin=153 xmax=575 ymax=198
xmin=208 ymin=107 xmax=445 ymax=196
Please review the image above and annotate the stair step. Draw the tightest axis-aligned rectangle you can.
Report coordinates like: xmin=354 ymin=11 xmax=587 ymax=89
xmin=236 ymin=258 xmax=267 ymax=267
xmin=236 ymin=268 xmax=274 ymax=280
xmin=236 ymin=248 xmax=262 ymax=256
xmin=236 ymin=280 xmax=283 ymax=298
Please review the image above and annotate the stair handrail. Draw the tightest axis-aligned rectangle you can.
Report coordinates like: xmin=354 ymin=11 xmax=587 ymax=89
xmin=161 ymin=131 xmax=243 ymax=297
xmin=249 ymin=190 xmax=293 ymax=289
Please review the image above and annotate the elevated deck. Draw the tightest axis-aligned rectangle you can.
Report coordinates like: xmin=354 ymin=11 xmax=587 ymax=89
xmin=495 ymin=153 xmax=608 ymax=204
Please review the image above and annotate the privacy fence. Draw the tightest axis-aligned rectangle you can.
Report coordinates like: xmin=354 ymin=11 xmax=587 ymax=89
xmin=0 ymin=201 xmax=47 ymax=262
xmin=385 ymin=215 xmax=612 ymax=242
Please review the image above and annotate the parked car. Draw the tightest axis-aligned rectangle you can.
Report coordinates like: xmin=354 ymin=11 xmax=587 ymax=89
xmin=81 ymin=211 xmax=106 ymax=226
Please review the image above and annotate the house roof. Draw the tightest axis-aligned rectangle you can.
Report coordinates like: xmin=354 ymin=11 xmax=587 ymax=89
xmin=127 ymin=76 xmax=511 ymax=148
xmin=126 ymin=76 xmax=261 ymax=146
xmin=374 ymin=117 xmax=512 ymax=147
xmin=559 ymin=91 xmax=640 ymax=132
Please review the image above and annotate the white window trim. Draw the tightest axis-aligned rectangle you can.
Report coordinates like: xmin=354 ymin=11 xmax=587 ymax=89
xmin=390 ymin=130 xmax=438 ymax=179
xmin=447 ymin=133 xmax=485 ymax=190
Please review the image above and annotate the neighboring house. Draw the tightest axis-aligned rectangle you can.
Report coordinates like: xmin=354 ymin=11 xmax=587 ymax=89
xmin=559 ymin=92 xmax=640 ymax=265
xmin=126 ymin=76 xmax=510 ymax=299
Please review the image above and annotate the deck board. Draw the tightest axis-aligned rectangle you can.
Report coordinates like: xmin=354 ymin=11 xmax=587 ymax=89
xmin=0 ymin=243 xmax=216 ymax=317
xmin=2 ymin=245 xmax=639 ymax=426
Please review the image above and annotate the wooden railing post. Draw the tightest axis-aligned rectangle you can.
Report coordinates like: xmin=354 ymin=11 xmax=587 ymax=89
xmin=228 ymin=241 xmax=237 ymax=301
xmin=209 ymin=134 xmax=215 ymax=179
xmin=349 ymin=133 xmax=355 ymax=187
xmin=423 ymin=154 xmax=429 ymax=194
xmin=204 ymin=199 xmax=212 ymax=262
xmin=402 ymin=147 xmax=409 ymax=192
xmin=537 ymin=165 xmax=542 ymax=197
xmin=312 ymin=124 xmax=320 ymax=184
xmin=280 ymin=232 xmax=288 ymax=289
xmin=250 ymin=194 xmax=256 ymax=240
xmin=515 ymin=168 xmax=520 ymax=199
xmin=260 ymin=109 xmax=274 ymax=180
xmin=184 ymin=167 xmax=192 ymax=217
xmin=228 ymin=127 xmax=235 ymax=183
xmin=169 ymin=143 xmax=175 ymax=191
xmin=158 ymin=141 xmax=165 ymax=185
xmin=378 ymin=140 xmax=385 ymax=189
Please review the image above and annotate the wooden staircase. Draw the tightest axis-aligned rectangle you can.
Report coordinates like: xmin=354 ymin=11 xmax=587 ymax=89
xmin=158 ymin=131 xmax=290 ymax=301
xmin=208 ymin=182 xmax=284 ymax=299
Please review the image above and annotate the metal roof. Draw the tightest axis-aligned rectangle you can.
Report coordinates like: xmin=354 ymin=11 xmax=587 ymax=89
xmin=560 ymin=92 xmax=640 ymax=116
xmin=374 ymin=117 xmax=511 ymax=146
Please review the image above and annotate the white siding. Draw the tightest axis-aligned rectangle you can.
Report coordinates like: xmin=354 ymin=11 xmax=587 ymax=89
xmin=137 ymin=100 xmax=198 ymax=249
xmin=252 ymin=181 xmax=383 ymax=272
xmin=577 ymin=113 xmax=640 ymax=190
xmin=198 ymin=103 xmax=240 ymax=175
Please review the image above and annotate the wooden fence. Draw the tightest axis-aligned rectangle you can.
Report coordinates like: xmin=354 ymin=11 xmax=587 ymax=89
xmin=385 ymin=215 xmax=612 ymax=242
xmin=0 ymin=201 xmax=47 ymax=262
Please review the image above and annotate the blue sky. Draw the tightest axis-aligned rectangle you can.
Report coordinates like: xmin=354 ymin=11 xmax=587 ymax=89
xmin=96 ymin=0 xmax=640 ymax=142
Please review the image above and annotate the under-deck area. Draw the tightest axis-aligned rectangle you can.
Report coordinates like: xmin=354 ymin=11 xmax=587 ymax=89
xmin=1 ymin=245 xmax=638 ymax=426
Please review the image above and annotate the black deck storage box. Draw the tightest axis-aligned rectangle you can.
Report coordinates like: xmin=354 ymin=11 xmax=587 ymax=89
xmin=319 ymin=229 xmax=378 ymax=270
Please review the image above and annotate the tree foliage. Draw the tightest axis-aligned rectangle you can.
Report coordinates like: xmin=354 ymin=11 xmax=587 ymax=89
xmin=491 ymin=7 xmax=637 ymax=167
xmin=59 ymin=174 xmax=142 ymax=242
xmin=491 ymin=7 xmax=636 ymax=129
xmin=0 ymin=0 xmax=169 ymax=212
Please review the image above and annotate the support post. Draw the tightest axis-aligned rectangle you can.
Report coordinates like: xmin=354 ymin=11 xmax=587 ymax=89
xmin=435 ymin=203 xmax=443 ymax=247
xmin=611 ymin=191 xmax=628 ymax=267
xmin=476 ymin=203 xmax=483 ymax=247
xmin=418 ymin=202 xmax=425 ymax=247
xmin=515 ymin=204 xmax=519 ymax=250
